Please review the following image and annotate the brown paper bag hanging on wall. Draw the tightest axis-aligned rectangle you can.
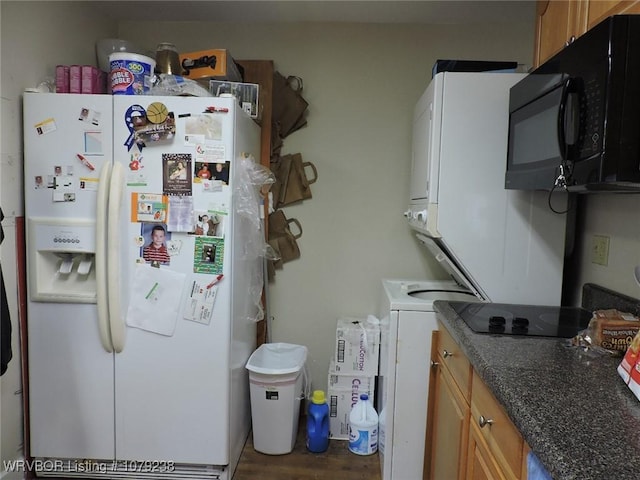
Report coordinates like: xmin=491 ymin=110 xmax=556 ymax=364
xmin=287 ymin=114 xmax=308 ymax=137
xmin=270 ymin=122 xmax=284 ymax=157
xmin=267 ymin=254 xmax=278 ymax=281
xmin=280 ymin=153 xmax=318 ymax=206
xmin=269 ymin=209 xmax=302 ymax=239
xmin=268 ymin=238 xmax=284 ymax=271
xmin=272 ymin=72 xmax=309 ymax=139
xmin=270 ymin=232 xmax=301 ymax=264
xmin=269 ymin=154 xmax=293 ymax=209
xmin=268 ymin=210 xmax=302 ymax=264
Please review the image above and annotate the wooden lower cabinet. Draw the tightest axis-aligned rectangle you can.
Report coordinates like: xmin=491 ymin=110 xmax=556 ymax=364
xmin=469 ymin=371 xmax=524 ymax=480
xmin=430 ymin=361 xmax=469 ymax=480
xmin=467 ymin=421 xmax=506 ymax=480
xmin=426 ymin=322 xmax=529 ymax=480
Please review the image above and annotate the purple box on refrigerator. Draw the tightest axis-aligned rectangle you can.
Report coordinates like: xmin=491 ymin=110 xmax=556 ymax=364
xmin=81 ymin=66 xmax=106 ymax=94
xmin=69 ymin=65 xmax=82 ymax=93
xmin=55 ymin=65 xmax=70 ymax=93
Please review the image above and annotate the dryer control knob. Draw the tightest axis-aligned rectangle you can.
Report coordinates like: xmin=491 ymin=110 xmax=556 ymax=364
xmin=416 ymin=210 xmax=427 ymax=222
xmin=403 ymin=209 xmax=412 ymax=218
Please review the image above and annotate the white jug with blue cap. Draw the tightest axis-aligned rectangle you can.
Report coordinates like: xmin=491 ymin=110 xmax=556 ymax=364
xmin=348 ymin=393 xmax=378 ymax=455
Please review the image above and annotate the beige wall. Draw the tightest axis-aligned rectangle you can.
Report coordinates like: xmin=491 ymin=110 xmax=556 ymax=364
xmin=573 ymin=195 xmax=640 ymax=300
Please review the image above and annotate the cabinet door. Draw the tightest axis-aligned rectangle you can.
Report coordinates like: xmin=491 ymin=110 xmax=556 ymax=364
xmin=466 ymin=421 xmax=506 ymax=480
xmin=470 ymin=372 xmax=523 ymax=480
xmin=534 ymin=0 xmax=587 ymax=67
xmin=437 ymin=323 xmax=472 ymax=402
xmin=586 ymin=0 xmax=640 ymax=29
xmin=424 ymin=331 xmax=439 ymax=479
xmin=430 ymin=364 xmax=469 ymax=480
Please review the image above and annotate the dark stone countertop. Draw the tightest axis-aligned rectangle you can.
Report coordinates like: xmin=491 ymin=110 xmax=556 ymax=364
xmin=433 ymin=298 xmax=640 ymax=480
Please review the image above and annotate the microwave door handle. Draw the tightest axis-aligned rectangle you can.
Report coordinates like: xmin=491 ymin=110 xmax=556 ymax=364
xmin=557 ymin=77 xmax=580 ymax=160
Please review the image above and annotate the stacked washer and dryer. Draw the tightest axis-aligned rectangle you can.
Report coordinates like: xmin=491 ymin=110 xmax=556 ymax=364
xmin=377 ymin=72 xmax=568 ymax=480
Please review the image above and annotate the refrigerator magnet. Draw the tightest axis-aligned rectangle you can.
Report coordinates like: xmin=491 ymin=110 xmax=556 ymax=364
xmin=194 ymin=144 xmax=225 ymax=165
xmin=128 ymin=152 xmax=144 ymax=171
xmin=130 ymin=193 xmax=168 ymax=223
xmin=125 ymin=265 xmax=186 ymax=336
xmin=132 ymin=107 xmax=176 ymax=147
xmin=210 ymin=161 xmax=230 ymax=185
xmin=182 ymin=278 xmax=219 ymax=325
xmin=52 ymin=176 xmax=76 ymax=202
xmin=78 ymin=107 xmax=101 ymax=126
xmin=201 ymin=179 xmax=223 ymax=192
xmin=184 ymin=114 xmax=222 ymax=141
xmin=79 ymin=177 xmax=99 ymax=191
xmin=34 ymin=117 xmax=56 ymax=136
xmin=167 ymin=239 xmax=183 ymax=256
xmin=192 ymin=210 xmax=223 ymax=237
xmin=83 ymin=131 xmax=103 ymax=154
xmin=193 ymin=237 xmax=224 ymax=274
xmin=139 ymin=223 xmax=171 ymax=266
xmin=163 ymin=153 xmax=192 ymax=196
xmin=166 ymin=196 xmax=195 ymax=233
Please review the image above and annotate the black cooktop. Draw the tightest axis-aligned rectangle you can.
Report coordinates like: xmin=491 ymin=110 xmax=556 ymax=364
xmin=450 ymin=302 xmax=593 ymax=338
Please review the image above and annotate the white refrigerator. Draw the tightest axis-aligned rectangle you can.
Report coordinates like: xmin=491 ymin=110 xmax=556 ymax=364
xmin=23 ymin=92 xmax=263 ymax=479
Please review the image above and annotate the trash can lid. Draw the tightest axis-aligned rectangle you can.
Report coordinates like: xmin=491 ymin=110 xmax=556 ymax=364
xmin=246 ymin=342 xmax=308 ymax=375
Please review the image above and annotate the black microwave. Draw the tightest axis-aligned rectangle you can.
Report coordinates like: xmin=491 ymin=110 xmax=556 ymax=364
xmin=506 ymin=14 xmax=640 ymax=192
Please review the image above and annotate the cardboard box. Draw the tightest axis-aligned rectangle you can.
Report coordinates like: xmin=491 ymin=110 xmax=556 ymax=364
xmin=179 ymin=49 xmax=243 ymax=84
xmin=209 ymin=80 xmax=259 ymax=118
xmin=328 ymin=364 xmax=375 ymax=391
xmin=618 ymin=329 xmax=640 ymax=401
xmin=327 ymin=369 xmax=375 ymax=440
xmin=332 ymin=317 xmax=380 ymax=376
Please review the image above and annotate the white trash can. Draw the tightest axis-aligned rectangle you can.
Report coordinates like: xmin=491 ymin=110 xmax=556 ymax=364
xmin=246 ymin=343 xmax=308 ymax=455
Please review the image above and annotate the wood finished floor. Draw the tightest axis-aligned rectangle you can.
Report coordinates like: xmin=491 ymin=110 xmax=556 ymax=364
xmin=233 ymin=421 xmax=381 ymax=480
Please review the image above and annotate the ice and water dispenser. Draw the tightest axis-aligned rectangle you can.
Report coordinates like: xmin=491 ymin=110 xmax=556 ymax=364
xmin=27 ymin=218 xmax=97 ymax=302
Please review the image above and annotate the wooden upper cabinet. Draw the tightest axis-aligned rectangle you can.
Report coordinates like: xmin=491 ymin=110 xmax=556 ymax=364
xmin=586 ymin=1 xmax=640 ymax=29
xmin=534 ymin=0 xmax=587 ymax=67
xmin=534 ymin=0 xmax=640 ymax=68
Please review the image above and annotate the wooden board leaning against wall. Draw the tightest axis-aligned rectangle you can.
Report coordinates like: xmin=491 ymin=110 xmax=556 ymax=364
xmin=236 ymin=60 xmax=274 ymax=347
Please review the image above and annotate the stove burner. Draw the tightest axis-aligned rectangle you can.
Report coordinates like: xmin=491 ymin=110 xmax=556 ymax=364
xmin=511 ymin=323 xmax=529 ymax=335
xmin=489 ymin=323 xmax=506 ymax=333
xmin=513 ymin=317 xmax=529 ymax=327
xmin=450 ymin=302 xmax=593 ymax=338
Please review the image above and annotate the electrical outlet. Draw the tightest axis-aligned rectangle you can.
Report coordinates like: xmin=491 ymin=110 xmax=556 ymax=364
xmin=591 ymin=235 xmax=610 ymax=266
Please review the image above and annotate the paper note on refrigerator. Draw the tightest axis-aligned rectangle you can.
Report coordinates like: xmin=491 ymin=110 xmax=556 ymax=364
xmin=126 ymin=265 xmax=186 ymax=336
xmin=183 ymin=278 xmax=219 ymax=325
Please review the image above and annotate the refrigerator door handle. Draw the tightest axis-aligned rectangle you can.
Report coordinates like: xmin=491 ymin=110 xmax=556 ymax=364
xmin=96 ymin=162 xmax=114 ymax=353
xmin=107 ymin=162 xmax=126 ymax=353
